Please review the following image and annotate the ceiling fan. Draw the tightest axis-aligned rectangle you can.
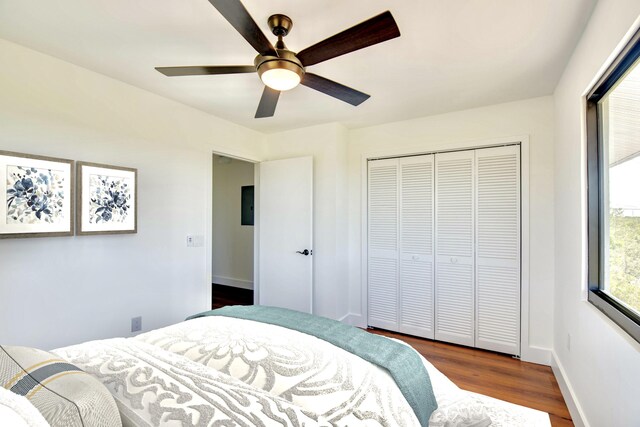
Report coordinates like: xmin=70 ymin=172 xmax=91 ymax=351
xmin=155 ymin=0 xmax=401 ymax=118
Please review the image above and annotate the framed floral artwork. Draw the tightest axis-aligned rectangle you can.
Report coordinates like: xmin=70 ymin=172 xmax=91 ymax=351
xmin=76 ymin=162 xmax=137 ymax=235
xmin=0 ymin=151 xmax=74 ymax=239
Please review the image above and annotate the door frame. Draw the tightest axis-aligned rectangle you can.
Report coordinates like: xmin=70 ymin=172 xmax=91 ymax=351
xmin=360 ymin=135 xmax=546 ymax=364
xmin=208 ymin=150 xmax=261 ymax=307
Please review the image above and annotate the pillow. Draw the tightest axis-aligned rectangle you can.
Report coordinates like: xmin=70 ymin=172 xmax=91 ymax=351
xmin=0 ymin=386 xmax=49 ymax=427
xmin=428 ymin=394 xmax=492 ymax=427
xmin=0 ymin=345 xmax=122 ymax=427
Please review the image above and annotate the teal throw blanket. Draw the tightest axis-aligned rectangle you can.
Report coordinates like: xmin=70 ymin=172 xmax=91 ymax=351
xmin=187 ymin=305 xmax=437 ymax=426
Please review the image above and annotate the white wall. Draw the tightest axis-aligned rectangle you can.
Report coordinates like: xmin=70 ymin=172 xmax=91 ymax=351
xmin=0 ymin=39 xmax=265 ymax=350
xmin=212 ymin=157 xmax=254 ymax=288
xmin=346 ymin=96 xmax=556 ymax=361
xmin=264 ymin=123 xmax=349 ymax=320
xmin=553 ymin=1 xmax=640 ymax=425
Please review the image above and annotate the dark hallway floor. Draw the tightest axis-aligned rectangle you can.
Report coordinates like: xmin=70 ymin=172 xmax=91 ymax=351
xmin=211 ymin=283 xmax=253 ymax=309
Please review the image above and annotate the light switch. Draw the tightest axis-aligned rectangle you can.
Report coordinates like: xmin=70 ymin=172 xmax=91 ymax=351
xmin=186 ymin=235 xmax=204 ymax=247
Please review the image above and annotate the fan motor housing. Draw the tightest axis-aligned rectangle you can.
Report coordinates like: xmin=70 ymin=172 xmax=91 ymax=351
xmin=254 ymin=49 xmax=305 ymax=81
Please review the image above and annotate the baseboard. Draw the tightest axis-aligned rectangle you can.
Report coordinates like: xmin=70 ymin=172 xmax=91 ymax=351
xmin=551 ymin=351 xmax=589 ymax=427
xmin=341 ymin=313 xmax=366 ymax=328
xmin=212 ymin=275 xmax=253 ymax=290
xmin=343 ymin=313 xmax=554 ymax=369
xmin=520 ymin=345 xmax=552 ymax=365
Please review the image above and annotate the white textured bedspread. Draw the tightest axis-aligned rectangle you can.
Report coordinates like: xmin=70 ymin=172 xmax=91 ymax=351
xmin=55 ymin=339 xmax=328 ymax=426
xmin=55 ymin=316 xmax=493 ymax=426
xmin=135 ymin=317 xmax=490 ymax=426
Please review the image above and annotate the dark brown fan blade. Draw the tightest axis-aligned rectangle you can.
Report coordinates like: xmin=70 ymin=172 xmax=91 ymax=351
xmin=155 ymin=65 xmax=255 ymax=76
xmin=296 ymin=11 xmax=400 ymax=67
xmin=255 ymin=86 xmax=280 ymax=118
xmin=301 ymin=73 xmax=370 ymax=106
xmin=207 ymin=0 xmax=276 ymax=56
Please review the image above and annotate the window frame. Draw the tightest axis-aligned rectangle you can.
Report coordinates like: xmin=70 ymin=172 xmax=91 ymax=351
xmin=586 ymin=27 xmax=640 ymax=344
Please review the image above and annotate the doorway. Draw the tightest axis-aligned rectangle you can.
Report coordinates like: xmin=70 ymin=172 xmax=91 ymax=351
xmin=212 ymin=154 xmax=255 ymax=308
xmin=209 ymin=153 xmax=314 ymax=313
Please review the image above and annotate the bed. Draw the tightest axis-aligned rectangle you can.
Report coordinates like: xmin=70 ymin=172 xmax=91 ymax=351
xmin=48 ymin=306 xmax=547 ymax=426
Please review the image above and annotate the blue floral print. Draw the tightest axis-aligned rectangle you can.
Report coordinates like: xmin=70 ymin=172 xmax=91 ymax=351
xmin=6 ymin=166 xmax=65 ymax=224
xmin=89 ymin=175 xmax=131 ymax=223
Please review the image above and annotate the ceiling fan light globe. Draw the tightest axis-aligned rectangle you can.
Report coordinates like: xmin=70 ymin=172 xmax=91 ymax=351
xmin=261 ymin=68 xmax=301 ymax=91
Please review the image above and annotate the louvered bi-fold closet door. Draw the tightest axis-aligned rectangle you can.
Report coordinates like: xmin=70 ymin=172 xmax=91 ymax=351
xmin=435 ymin=151 xmax=475 ymax=347
xmin=398 ymin=155 xmax=435 ymax=339
xmin=367 ymin=158 xmax=399 ymax=331
xmin=475 ymin=146 xmax=521 ymax=354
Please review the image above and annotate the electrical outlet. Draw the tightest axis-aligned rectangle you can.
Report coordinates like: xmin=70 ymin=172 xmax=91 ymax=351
xmin=567 ymin=333 xmax=571 ymax=352
xmin=131 ymin=316 xmax=142 ymax=333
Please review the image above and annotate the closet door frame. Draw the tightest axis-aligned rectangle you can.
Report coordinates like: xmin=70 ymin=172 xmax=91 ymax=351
xmin=361 ymin=136 xmax=538 ymax=362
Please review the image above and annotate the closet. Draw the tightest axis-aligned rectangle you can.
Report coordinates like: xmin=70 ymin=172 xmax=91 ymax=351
xmin=367 ymin=145 xmax=520 ymax=355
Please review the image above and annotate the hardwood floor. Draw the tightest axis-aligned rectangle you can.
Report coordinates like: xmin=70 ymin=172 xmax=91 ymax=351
xmin=211 ymin=284 xmax=253 ymax=309
xmin=210 ymin=284 xmax=572 ymax=426
xmin=371 ymin=329 xmax=573 ymax=426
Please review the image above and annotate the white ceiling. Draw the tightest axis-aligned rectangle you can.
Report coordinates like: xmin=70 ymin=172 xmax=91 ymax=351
xmin=0 ymin=0 xmax=596 ymax=133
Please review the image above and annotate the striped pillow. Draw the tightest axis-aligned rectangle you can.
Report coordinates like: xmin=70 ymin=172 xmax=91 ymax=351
xmin=0 ymin=345 xmax=121 ymax=427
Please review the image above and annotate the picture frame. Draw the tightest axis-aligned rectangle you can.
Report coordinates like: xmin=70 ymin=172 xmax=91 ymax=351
xmin=0 ymin=150 xmax=75 ymax=239
xmin=76 ymin=161 xmax=137 ymax=235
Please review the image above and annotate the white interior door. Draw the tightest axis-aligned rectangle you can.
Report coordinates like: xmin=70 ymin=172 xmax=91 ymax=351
xmin=475 ymin=146 xmax=521 ymax=354
xmin=257 ymin=156 xmax=313 ymax=313
xmin=435 ymin=150 xmax=476 ymax=347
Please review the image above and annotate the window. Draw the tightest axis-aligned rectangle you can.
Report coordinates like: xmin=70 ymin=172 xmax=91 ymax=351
xmin=587 ymin=28 xmax=640 ymax=343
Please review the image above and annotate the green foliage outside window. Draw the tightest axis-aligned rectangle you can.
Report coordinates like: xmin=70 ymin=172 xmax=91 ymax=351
xmin=609 ymin=208 xmax=640 ymax=313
